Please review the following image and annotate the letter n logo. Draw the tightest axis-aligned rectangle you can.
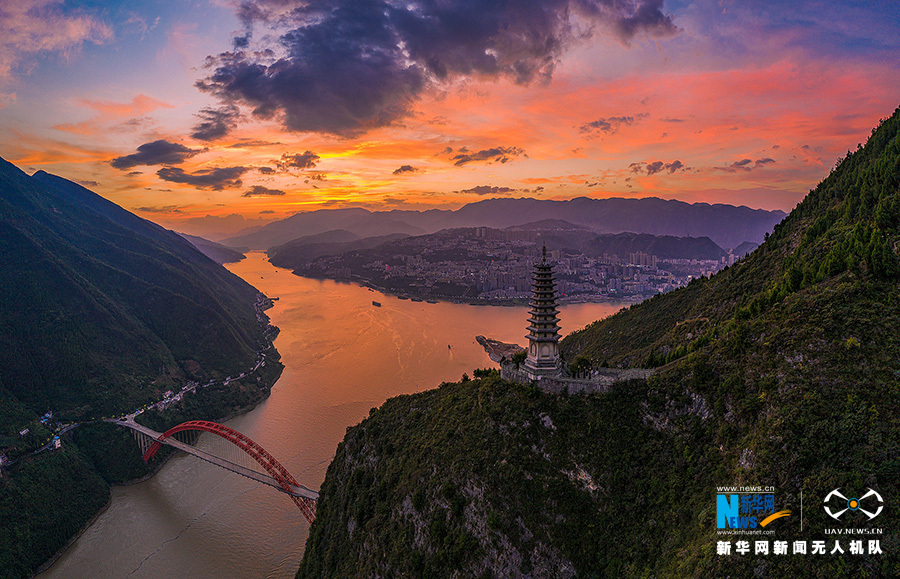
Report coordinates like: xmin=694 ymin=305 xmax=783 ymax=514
xmin=717 ymin=494 xmax=739 ymax=529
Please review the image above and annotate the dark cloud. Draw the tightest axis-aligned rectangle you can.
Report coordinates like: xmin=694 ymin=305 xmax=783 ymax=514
xmin=451 ymin=146 xmax=525 ymax=166
xmin=459 ymin=185 xmax=517 ymax=195
xmin=156 ymin=166 xmax=249 ymax=190
xmin=75 ymin=180 xmax=100 ymax=188
xmin=629 ymin=159 xmax=685 ymax=175
xmin=716 ymin=158 xmax=776 ymax=172
xmin=227 ymin=139 xmax=282 ymax=148
xmin=392 ymin=164 xmax=419 ymax=175
xmin=579 ymin=113 xmax=647 ymax=135
xmin=661 ymin=117 xmax=684 ymax=123
xmin=276 ymin=150 xmax=319 ymax=171
xmin=609 ymin=0 xmax=678 ymax=42
xmin=126 ymin=171 xmax=142 ymax=177
xmin=582 ymin=119 xmax=614 ymax=133
xmin=260 ymin=209 xmax=275 ymax=214
xmin=242 ymin=185 xmax=286 ymax=197
xmin=115 ymin=117 xmax=153 ymax=131
xmin=257 ymin=166 xmax=276 ymax=174
xmin=191 ymin=105 xmax=242 ymax=141
xmin=111 ymin=140 xmax=202 ymax=169
xmin=135 ymin=205 xmax=183 ymax=213
xmin=196 ymin=0 xmax=677 ymax=135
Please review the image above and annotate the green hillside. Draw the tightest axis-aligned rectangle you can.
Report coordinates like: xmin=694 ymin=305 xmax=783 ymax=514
xmin=581 ymin=231 xmax=726 ymax=260
xmin=0 ymin=161 xmax=271 ymax=418
xmin=298 ymin=107 xmax=900 ymax=577
xmin=0 ymin=159 xmax=283 ymax=577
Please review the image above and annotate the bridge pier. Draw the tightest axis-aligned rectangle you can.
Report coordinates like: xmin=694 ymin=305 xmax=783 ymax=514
xmin=112 ymin=418 xmax=318 ymax=524
xmin=132 ymin=430 xmax=154 ymax=456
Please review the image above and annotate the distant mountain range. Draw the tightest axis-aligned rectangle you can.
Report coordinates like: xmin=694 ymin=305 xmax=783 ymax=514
xmin=268 ymin=230 xmax=411 ymax=265
xmin=268 ymin=221 xmax=728 ymax=276
xmin=178 ymin=232 xmax=246 ymax=264
xmin=296 ymin=107 xmax=900 ymax=579
xmin=223 ymin=208 xmax=426 ymax=250
xmin=223 ymin=197 xmax=786 ymax=252
xmin=581 ymin=232 xmax=725 ymax=260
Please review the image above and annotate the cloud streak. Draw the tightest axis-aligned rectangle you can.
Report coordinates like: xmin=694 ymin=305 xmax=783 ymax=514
xmin=579 ymin=113 xmax=647 ymax=135
xmin=156 ymin=166 xmax=248 ymax=190
xmin=459 ymin=185 xmax=518 ymax=195
xmin=111 ymin=140 xmax=202 ymax=169
xmin=242 ymin=185 xmax=286 ymax=197
xmin=450 ymin=146 xmax=525 ymax=166
xmin=55 ymin=95 xmax=174 ymax=136
xmin=630 ymin=159 xmax=685 ymax=175
xmin=716 ymin=158 xmax=777 ymax=172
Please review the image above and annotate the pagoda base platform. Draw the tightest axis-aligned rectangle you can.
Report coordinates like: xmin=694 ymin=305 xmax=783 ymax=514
xmin=500 ymin=361 xmax=655 ymax=395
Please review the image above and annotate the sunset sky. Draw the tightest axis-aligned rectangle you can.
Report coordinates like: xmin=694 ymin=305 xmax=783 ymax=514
xmin=2 ymin=0 xmax=899 ymax=237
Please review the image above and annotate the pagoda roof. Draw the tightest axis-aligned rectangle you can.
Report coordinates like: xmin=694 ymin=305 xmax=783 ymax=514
xmin=527 ymin=316 xmax=560 ymax=325
xmin=524 ymin=334 xmax=561 ymax=342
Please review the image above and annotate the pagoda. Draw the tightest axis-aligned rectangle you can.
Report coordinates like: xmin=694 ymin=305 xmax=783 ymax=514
xmin=523 ymin=245 xmax=561 ymax=379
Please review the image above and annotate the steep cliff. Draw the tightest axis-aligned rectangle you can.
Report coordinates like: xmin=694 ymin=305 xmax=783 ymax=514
xmin=298 ymin=108 xmax=900 ymax=577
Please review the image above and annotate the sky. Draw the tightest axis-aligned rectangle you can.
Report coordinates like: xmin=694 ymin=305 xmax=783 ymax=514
xmin=1 ymin=0 xmax=899 ymax=237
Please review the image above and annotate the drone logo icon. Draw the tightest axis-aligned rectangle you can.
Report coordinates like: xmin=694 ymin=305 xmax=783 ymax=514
xmin=823 ymin=488 xmax=883 ymax=521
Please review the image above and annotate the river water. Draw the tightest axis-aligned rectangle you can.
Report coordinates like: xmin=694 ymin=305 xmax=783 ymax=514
xmin=41 ymin=251 xmax=623 ymax=578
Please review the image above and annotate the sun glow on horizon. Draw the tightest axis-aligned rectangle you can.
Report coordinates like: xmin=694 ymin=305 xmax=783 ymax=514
xmin=1 ymin=1 xmax=899 ymax=236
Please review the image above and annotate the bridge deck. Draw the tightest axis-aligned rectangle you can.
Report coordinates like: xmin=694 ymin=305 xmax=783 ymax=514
xmin=107 ymin=418 xmax=318 ymax=501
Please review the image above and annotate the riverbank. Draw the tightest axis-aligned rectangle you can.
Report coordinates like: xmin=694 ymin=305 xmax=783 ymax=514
xmin=35 ymin=374 xmax=283 ymax=576
xmin=33 ymin=489 xmax=112 ymax=575
xmin=6 ymin=290 xmax=285 ymax=579
xmin=32 ymin=354 xmax=284 ymax=578
xmin=37 ymin=252 xmax=625 ymax=579
xmin=285 ymin=269 xmax=641 ymax=307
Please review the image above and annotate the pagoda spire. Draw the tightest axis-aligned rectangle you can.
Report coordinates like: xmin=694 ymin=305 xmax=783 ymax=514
xmin=524 ymin=245 xmax=560 ymax=377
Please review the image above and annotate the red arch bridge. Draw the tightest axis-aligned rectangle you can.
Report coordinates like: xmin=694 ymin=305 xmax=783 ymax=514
xmin=108 ymin=417 xmax=317 ymax=524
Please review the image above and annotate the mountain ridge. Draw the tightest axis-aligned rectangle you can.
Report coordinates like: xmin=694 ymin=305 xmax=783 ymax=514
xmin=0 ymin=157 xmax=283 ymax=577
xmin=296 ymin=108 xmax=900 ymax=577
xmin=223 ymin=197 xmax=785 ymax=251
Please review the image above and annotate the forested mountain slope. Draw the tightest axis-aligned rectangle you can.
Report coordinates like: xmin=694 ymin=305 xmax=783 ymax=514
xmin=0 ymin=160 xmax=272 ymax=417
xmin=0 ymin=159 xmax=282 ymax=577
xmin=298 ymin=108 xmax=900 ymax=578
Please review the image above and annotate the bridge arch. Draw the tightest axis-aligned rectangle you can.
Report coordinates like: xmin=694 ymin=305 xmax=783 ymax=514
xmin=143 ymin=420 xmax=316 ymax=523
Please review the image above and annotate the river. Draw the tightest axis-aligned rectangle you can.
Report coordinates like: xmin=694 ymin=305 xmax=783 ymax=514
xmin=40 ymin=251 xmax=623 ymax=578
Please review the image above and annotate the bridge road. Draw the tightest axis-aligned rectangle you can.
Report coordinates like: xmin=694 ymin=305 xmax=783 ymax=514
xmin=106 ymin=417 xmax=319 ymax=501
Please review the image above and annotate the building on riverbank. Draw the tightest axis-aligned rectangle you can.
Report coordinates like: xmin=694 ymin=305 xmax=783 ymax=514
xmin=493 ymin=247 xmax=654 ymax=394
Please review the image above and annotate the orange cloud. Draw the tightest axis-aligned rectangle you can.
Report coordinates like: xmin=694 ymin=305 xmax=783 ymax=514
xmin=54 ymin=94 xmax=173 ymax=135
xmin=80 ymin=94 xmax=173 ymax=117
xmin=2 ymin=129 xmax=116 ymax=165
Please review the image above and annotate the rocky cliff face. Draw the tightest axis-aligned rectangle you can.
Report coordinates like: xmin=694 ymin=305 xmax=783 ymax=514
xmin=298 ymin=108 xmax=900 ymax=577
